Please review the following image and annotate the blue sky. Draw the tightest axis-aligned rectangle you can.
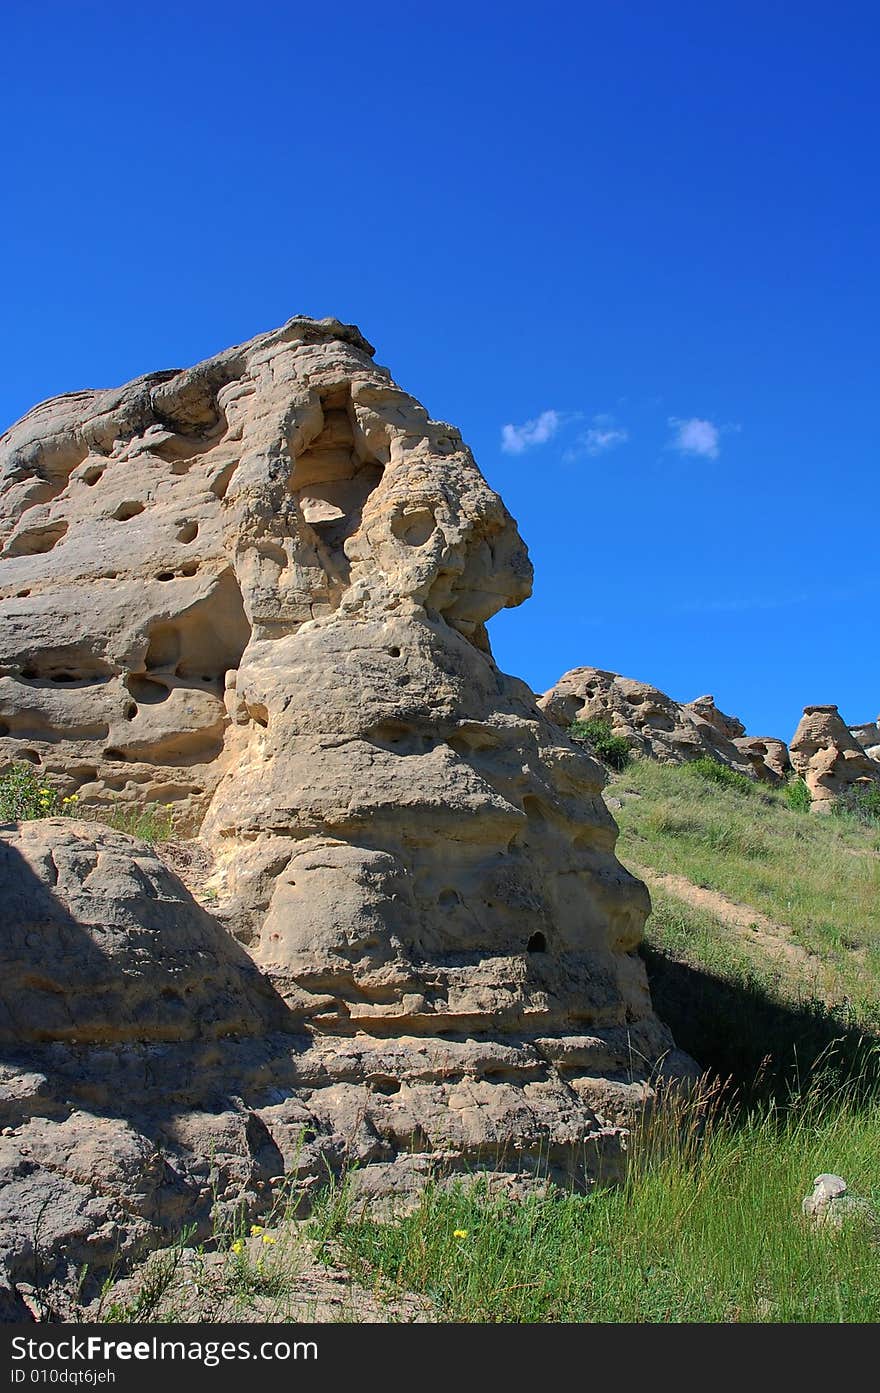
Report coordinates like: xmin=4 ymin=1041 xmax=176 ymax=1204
xmin=2 ymin=2 xmax=877 ymax=741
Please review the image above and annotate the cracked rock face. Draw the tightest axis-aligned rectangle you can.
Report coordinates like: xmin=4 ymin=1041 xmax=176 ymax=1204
xmin=0 ymin=317 xmax=695 ymax=1308
xmin=789 ymin=704 xmax=880 ymax=809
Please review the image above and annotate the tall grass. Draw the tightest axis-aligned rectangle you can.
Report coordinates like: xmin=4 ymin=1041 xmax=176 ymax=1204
xmin=314 ymin=1076 xmax=880 ymax=1322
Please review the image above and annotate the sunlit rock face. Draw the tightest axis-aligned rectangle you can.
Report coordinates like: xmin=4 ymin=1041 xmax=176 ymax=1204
xmin=0 ymin=318 xmax=695 ymax=1307
xmin=790 ymin=704 xmax=880 ymax=809
xmin=538 ymin=666 xmax=783 ymax=778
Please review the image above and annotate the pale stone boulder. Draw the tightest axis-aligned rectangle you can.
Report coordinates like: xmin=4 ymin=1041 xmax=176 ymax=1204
xmin=789 ymin=705 xmax=880 ymax=810
xmin=802 ymin=1174 xmax=875 ymax=1227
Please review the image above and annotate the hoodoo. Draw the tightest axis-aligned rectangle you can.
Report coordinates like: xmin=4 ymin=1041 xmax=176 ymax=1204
xmin=0 ymin=318 xmax=693 ymax=1309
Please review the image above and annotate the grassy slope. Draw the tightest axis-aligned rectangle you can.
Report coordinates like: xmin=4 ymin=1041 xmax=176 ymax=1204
xmin=612 ymin=759 xmax=880 ymax=1093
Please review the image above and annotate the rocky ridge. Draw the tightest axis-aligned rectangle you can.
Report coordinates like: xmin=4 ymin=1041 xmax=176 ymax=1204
xmin=538 ymin=666 xmax=790 ymax=784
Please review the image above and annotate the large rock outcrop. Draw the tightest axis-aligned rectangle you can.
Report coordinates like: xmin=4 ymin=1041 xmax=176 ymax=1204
xmin=539 ymin=666 xmax=788 ymax=782
xmin=0 ymin=317 xmax=693 ymax=1308
xmin=789 ymin=705 xmax=880 ymax=810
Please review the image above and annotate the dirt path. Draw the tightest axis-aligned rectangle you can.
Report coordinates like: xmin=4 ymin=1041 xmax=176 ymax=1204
xmin=629 ymin=861 xmax=817 ymax=972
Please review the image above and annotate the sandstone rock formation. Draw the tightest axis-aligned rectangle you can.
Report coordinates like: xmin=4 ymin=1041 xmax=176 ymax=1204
xmin=0 ymin=317 xmax=694 ymax=1309
xmin=850 ymin=718 xmax=880 ymax=763
xmin=538 ymin=666 xmax=789 ymax=779
xmin=733 ymin=736 xmax=791 ymax=785
xmin=789 ymin=705 xmax=880 ymax=810
xmin=683 ymin=694 xmax=746 ymax=742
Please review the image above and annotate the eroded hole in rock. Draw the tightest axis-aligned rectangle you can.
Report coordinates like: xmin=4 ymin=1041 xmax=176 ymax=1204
xmin=391 ymin=508 xmax=436 ymax=547
xmin=0 ymin=723 xmax=9 ymax=737
xmin=527 ymin=932 xmax=547 ymax=954
xmin=368 ymin=1076 xmax=402 ymax=1096
xmin=103 ymin=748 xmax=129 ymax=762
xmin=113 ymin=501 xmax=145 ymax=521
xmin=156 ymin=572 xmax=175 ymax=582
xmin=288 ymin=387 xmax=384 ymax=604
xmin=210 ymin=461 xmax=238 ymax=500
xmin=180 ymin=561 xmax=198 ymax=577
xmin=82 ymin=465 xmax=105 ymax=486
xmin=522 ymin=795 xmax=549 ymax=823
xmin=19 ymin=749 xmax=41 ymax=764
xmin=142 ymin=569 xmax=251 ymax=691
xmin=387 ymin=646 xmax=401 ymax=658
xmin=17 ymin=651 xmax=114 ymax=687
xmin=3 ymin=520 xmax=69 ymax=558
xmin=125 ymin=703 xmax=138 ymax=721
xmin=16 ymin=590 xmax=31 ymax=598
xmin=125 ymin=674 xmax=170 ymax=704
xmin=365 ymin=721 xmax=431 ymax=755
xmin=177 ymin=521 xmax=199 ymax=544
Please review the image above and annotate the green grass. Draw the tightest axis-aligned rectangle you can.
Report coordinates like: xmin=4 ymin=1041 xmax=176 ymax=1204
xmin=96 ymin=803 xmax=175 ymax=843
xmin=312 ymin=1079 xmax=880 ymax=1322
xmin=643 ymin=889 xmax=880 ymax=1098
xmin=614 ymin=757 xmax=880 ymax=976
xmin=686 ymin=756 xmax=755 ymax=796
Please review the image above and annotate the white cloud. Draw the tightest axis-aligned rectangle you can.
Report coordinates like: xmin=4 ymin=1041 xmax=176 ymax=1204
xmin=668 ymin=416 xmax=721 ymax=460
xmin=500 ymin=409 xmax=561 ymax=454
xmin=562 ymin=413 xmax=629 ymax=462
xmin=583 ymin=425 xmax=629 ymax=455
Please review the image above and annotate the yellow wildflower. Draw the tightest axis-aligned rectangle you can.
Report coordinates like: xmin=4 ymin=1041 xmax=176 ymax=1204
xmin=249 ymin=1224 xmax=264 ymax=1236
xmin=261 ymin=1234 xmax=276 ymax=1245
xmin=453 ymin=1229 xmax=469 ymax=1239
xmin=231 ymin=1239 xmax=243 ymax=1255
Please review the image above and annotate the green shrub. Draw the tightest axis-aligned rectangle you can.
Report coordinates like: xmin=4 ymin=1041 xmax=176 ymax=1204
xmin=569 ymin=718 xmax=631 ymax=771
xmin=783 ymin=776 xmax=812 ymax=812
xmin=685 ymin=756 xmax=753 ymax=795
xmin=0 ymin=763 xmax=75 ymax=820
xmin=832 ymin=782 xmax=880 ymax=826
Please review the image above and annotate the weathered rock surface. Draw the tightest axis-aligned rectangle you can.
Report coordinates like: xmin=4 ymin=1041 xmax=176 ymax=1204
xmin=789 ymin=705 xmax=880 ymax=810
xmin=850 ymin=718 xmax=880 ymax=763
xmin=538 ymin=666 xmax=789 ymax=781
xmin=0 ymin=317 xmax=694 ymax=1309
xmin=733 ymin=736 xmax=792 ymax=785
